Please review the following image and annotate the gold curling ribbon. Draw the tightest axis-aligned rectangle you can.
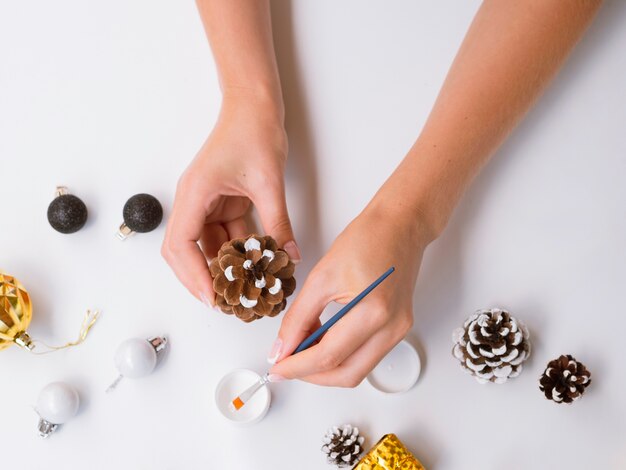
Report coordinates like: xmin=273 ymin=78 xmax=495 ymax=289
xmin=29 ymin=309 xmax=100 ymax=354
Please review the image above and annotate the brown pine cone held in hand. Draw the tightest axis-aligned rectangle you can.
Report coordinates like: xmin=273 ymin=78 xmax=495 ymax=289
xmin=210 ymin=235 xmax=296 ymax=322
xmin=452 ymin=307 xmax=531 ymax=384
xmin=539 ymin=354 xmax=591 ymax=403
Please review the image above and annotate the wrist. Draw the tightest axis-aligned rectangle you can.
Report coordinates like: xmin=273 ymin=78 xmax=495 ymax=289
xmin=363 ymin=191 xmax=437 ymax=251
xmin=216 ymin=87 xmax=288 ymax=161
xmin=370 ymin=137 xmax=477 ymax=244
xmin=221 ymin=85 xmax=285 ymax=125
xmin=367 ymin=172 xmax=448 ymax=247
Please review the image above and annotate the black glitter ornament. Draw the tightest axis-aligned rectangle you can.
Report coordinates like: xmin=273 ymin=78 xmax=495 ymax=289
xmin=117 ymin=193 xmax=163 ymax=240
xmin=47 ymin=187 xmax=88 ymax=234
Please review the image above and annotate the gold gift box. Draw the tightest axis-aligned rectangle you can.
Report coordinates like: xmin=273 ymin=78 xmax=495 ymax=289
xmin=353 ymin=434 xmax=425 ymax=470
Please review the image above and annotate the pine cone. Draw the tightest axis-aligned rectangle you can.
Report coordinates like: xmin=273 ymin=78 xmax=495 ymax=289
xmin=452 ymin=307 xmax=531 ymax=384
xmin=209 ymin=234 xmax=296 ymax=323
xmin=321 ymin=424 xmax=365 ymax=468
xmin=539 ymin=355 xmax=591 ymax=403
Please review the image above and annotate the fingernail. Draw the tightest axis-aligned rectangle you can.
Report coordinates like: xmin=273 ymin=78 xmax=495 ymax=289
xmin=267 ymin=338 xmax=283 ymax=364
xmin=283 ymin=241 xmax=302 ymax=264
xmin=268 ymin=374 xmax=286 ymax=383
xmin=200 ymin=292 xmax=215 ymax=308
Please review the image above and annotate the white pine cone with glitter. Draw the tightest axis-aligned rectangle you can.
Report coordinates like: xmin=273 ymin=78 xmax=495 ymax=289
xmin=452 ymin=307 xmax=531 ymax=384
xmin=321 ymin=424 xmax=365 ymax=468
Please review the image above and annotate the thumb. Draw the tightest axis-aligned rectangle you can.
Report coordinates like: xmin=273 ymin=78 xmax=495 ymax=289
xmin=267 ymin=271 xmax=330 ymax=365
xmin=252 ymin=184 xmax=301 ymax=263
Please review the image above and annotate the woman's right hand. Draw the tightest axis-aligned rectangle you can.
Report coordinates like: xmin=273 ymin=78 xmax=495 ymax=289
xmin=162 ymin=90 xmax=301 ymax=306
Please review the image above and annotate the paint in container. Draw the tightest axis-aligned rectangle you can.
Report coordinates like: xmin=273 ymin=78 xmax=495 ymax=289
xmin=215 ymin=369 xmax=271 ymax=425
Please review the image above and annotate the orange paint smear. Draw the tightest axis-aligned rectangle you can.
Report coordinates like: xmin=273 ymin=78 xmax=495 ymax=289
xmin=232 ymin=397 xmax=244 ymax=410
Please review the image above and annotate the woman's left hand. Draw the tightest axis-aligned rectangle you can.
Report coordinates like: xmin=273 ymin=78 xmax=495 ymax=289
xmin=268 ymin=201 xmax=432 ymax=387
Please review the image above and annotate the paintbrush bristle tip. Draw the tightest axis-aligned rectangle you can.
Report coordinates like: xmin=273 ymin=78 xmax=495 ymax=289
xmin=230 ymin=397 xmax=244 ymax=412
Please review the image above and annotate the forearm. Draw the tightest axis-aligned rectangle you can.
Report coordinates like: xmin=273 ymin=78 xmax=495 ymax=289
xmin=374 ymin=0 xmax=601 ymax=240
xmin=196 ymin=0 xmax=284 ymax=120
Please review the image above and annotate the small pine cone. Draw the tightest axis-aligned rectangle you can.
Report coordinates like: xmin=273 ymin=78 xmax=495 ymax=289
xmin=209 ymin=234 xmax=296 ymax=323
xmin=539 ymin=355 xmax=591 ymax=403
xmin=452 ymin=307 xmax=531 ymax=384
xmin=321 ymin=424 xmax=365 ymax=468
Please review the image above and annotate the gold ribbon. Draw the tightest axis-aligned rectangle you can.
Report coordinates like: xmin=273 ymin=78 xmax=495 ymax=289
xmin=28 ymin=309 xmax=100 ymax=354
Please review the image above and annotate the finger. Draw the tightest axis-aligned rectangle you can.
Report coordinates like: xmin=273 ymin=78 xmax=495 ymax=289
xmin=270 ymin=301 xmax=387 ymax=380
xmin=252 ymin=184 xmax=301 ymax=262
xmin=199 ymin=223 xmax=229 ymax=260
xmin=224 ymin=217 xmax=248 ymax=240
xmin=268 ymin=316 xmax=322 ymax=364
xmin=300 ymin=324 xmax=405 ymax=388
xmin=269 ymin=271 xmax=333 ymax=363
xmin=162 ymin=193 xmax=216 ymax=305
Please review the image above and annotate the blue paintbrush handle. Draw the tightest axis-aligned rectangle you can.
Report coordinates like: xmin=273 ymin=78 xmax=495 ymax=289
xmin=292 ymin=267 xmax=395 ymax=354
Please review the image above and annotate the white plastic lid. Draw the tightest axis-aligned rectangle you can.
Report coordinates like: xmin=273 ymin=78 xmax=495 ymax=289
xmin=366 ymin=339 xmax=421 ymax=393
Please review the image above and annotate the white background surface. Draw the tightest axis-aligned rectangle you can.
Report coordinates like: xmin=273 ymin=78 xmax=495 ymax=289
xmin=1 ymin=1 xmax=625 ymax=469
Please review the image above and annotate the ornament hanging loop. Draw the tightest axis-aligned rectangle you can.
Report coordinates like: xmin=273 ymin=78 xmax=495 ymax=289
xmin=105 ymin=375 xmax=124 ymax=394
xmin=28 ymin=309 xmax=100 ymax=355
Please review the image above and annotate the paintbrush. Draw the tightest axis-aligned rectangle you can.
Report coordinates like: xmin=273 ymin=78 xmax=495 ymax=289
xmin=229 ymin=266 xmax=395 ymax=412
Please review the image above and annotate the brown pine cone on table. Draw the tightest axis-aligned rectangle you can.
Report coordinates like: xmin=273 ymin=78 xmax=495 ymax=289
xmin=452 ymin=307 xmax=531 ymax=384
xmin=539 ymin=354 xmax=591 ymax=403
xmin=209 ymin=234 xmax=296 ymax=322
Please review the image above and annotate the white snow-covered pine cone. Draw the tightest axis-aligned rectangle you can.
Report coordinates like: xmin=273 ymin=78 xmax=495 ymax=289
xmin=321 ymin=424 xmax=365 ymax=468
xmin=452 ymin=307 xmax=531 ymax=384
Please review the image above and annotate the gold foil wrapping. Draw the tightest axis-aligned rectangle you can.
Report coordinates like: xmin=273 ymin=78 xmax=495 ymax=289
xmin=353 ymin=434 xmax=425 ymax=470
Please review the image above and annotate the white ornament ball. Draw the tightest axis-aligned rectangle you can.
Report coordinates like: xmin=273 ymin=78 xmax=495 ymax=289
xmin=36 ymin=382 xmax=80 ymax=424
xmin=114 ymin=338 xmax=157 ymax=378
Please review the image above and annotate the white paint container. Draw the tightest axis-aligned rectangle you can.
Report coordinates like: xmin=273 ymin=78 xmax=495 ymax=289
xmin=366 ymin=340 xmax=421 ymax=393
xmin=215 ymin=369 xmax=271 ymax=425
